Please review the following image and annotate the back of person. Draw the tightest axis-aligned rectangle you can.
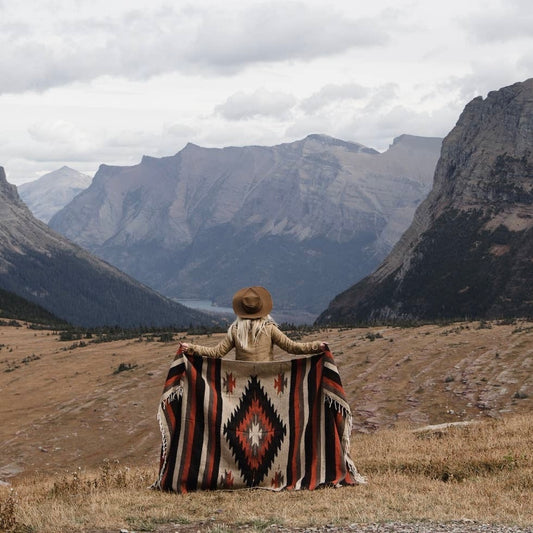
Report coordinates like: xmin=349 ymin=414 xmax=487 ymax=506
xmin=179 ymin=286 xmax=327 ymax=361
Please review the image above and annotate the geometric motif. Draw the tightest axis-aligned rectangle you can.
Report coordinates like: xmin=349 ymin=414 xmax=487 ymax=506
xmin=223 ymin=371 xmax=236 ymax=394
xmin=223 ymin=375 xmax=286 ymax=486
xmin=274 ymin=372 xmax=287 ymax=395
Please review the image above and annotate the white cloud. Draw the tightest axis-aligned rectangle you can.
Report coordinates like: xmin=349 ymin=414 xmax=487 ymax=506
xmin=442 ymin=61 xmax=530 ymax=102
xmin=189 ymin=2 xmax=387 ymax=72
xmin=461 ymin=0 xmax=533 ymax=43
xmin=0 ymin=1 xmax=388 ymax=94
xmin=285 ymin=116 xmax=335 ymax=141
xmin=27 ymin=120 xmax=83 ymax=144
xmin=2 ymin=0 xmax=532 ymax=185
xmin=300 ymin=83 xmax=369 ymax=113
xmin=362 ymin=84 xmax=399 ymax=112
xmin=215 ymin=89 xmax=297 ymax=120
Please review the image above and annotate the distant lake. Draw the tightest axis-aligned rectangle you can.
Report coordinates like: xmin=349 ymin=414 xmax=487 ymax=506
xmin=176 ymin=299 xmax=234 ymax=315
xmin=176 ymin=299 xmax=317 ymax=325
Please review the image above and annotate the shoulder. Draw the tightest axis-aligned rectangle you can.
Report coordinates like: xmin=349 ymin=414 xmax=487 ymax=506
xmin=267 ymin=323 xmax=283 ymax=336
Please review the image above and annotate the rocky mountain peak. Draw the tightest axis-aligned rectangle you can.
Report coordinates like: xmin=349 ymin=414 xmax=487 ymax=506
xmin=317 ymin=78 xmax=533 ymax=324
xmin=431 ymin=78 xmax=533 ymax=214
xmin=389 ymin=134 xmax=443 ymax=151
xmin=300 ymin=133 xmax=379 ymax=154
xmin=0 ymin=167 xmax=23 ymax=206
xmin=18 ymin=166 xmax=92 ymax=223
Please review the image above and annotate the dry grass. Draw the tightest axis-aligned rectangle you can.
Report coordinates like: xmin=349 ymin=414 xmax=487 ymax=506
xmin=1 ymin=413 xmax=532 ymax=532
xmin=1 ymin=319 xmax=532 ymax=531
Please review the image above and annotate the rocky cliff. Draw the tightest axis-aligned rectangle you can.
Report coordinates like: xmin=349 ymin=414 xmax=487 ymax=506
xmin=0 ymin=167 xmax=212 ymax=327
xmin=317 ymin=79 xmax=533 ymax=324
xmin=49 ymin=134 xmax=441 ymax=317
xmin=18 ymin=166 xmax=92 ymax=223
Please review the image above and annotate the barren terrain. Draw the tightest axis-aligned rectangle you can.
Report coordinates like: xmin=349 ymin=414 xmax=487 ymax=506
xmin=1 ymin=319 xmax=531 ymax=482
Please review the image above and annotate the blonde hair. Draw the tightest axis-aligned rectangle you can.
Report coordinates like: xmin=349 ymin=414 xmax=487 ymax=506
xmin=229 ymin=315 xmax=276 ymax=350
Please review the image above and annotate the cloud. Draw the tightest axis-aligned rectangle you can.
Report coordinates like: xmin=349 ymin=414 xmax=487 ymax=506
xmin=441 ymin=61 xmax=528 ymax=102
xmin=215 ymin=89 xmax=297 ymax=120
xmin=300 ymin=83 xmax=369 ymax=113
xmin=27 ymin=120 xmax=83 ymax=144
xmin=362 ymin=84 xmax=399 ymax=112
xmin=461 ymin=0 xmax=533 ymax=43
xmin=0 ymin=1 xmax=388 ymax=94
xmin=285 ymin=115 xmax=335 ymax=141
xmin=519 ymin=52 xmax=533 ymax=72
xmin=189 ymin=2 xmax=388 ymax=72
xmin=286 ymin=100 xmax=457 ymax=153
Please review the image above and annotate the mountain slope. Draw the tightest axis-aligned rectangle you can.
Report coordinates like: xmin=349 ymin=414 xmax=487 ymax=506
xmin=18 ymin=166 xmax=92 ymax=223
xmin=49 ymin=134 xmax=441 ymax=316
xmin=317 ymin=79 xmax=533 ymax=324
xmin=0 ymin=287 xmax=68 ymax=325
xmin=0 ymin=167 xmax=213 ymax=327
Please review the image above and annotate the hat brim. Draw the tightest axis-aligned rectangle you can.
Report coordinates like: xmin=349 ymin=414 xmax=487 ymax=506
xmin=232 ymin=286 xmax=273 ymax=319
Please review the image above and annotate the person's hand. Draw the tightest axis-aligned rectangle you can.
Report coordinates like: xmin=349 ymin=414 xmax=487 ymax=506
xmin=319 ymin=342 xmax=328 ymax=352
xmin=178 ymin=342 xmax=189 ymax=353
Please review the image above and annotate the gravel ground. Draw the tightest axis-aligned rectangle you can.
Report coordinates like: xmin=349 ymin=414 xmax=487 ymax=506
xmin=109 ymin=520 xmax=533 ymax=533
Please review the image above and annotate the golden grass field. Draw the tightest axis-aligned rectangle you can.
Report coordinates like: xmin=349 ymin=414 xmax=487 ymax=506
xmin=0 ymin=319 xmax=532 ymax=532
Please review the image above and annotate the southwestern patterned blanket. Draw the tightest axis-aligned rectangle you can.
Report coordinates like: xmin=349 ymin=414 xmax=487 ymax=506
xmin=154 ymin=349 xmax=365 ymax=493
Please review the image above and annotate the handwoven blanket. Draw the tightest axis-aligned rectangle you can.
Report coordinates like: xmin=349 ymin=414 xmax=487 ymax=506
xmin=154 ymin=350 xmax=365 ymax=493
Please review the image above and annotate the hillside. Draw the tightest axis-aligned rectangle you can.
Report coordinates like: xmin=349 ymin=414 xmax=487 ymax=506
xmin=49 ymin=134 xmax=441 ymax=317
xmin=1 ymin=318 xmax=531 ymax=481
xmin=0 ymin=166 xmax=213 ymax=328
xmin=318 ymin=78 xmax=533 ymax=325
xmin=0 ymin=287 xmax=67 ymax=326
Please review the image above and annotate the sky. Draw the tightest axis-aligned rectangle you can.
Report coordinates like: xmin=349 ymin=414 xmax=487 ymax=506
xmin=1 ymin=0 xmax=532 ymax=185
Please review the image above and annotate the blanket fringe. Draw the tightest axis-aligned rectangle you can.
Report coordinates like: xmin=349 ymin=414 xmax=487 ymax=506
xmin=325 ymin=395 xmax=351 ymax=417
xmin=154 ymin=385 xmax=183 ymax=489
xmin=332 ymin=404 xmax=368 ymax=485
xmin=161 ymin=385 xmax=183 ymax=408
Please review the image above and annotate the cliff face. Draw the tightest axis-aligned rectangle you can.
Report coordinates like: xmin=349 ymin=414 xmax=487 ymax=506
xmin=318 ymin=79 xmax=533 ymax=324
xmin=0 ymin=167 xmax=212 ymax=327
xmin=49 ymin=134 xmax=441 ymax=315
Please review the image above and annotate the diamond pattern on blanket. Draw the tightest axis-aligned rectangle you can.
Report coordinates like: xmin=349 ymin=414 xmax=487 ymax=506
xmin=223 ymin=375 xmax=286 ymax=486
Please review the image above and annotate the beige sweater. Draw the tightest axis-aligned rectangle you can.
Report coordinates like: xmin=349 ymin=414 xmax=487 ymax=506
xmin=186 ymin=323 xmax=322 ymax=362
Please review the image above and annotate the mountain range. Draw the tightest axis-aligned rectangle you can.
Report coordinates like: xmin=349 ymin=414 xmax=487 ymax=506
xmin=318 ymin=78 xmax=533 ymax=324
xmin=0 ymin=167 xmax=213 ymax=327
xmin=48 ymin=133 xmax=442 ymax=318
xmin=18 ymin=166 xmax=92 ymax=223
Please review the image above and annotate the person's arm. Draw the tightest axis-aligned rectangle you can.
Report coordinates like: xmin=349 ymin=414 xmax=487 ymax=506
xmin=179 ymin=332 xmax=234 ymax=358
xmin=270 ymin=326 xmax=326 ymax=355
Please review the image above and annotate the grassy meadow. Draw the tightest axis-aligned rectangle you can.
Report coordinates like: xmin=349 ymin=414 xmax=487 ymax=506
xmin=1 ymin=413 xmax=532 ymax=532
xmin=1 ymin=319 xmax=532 ymax=531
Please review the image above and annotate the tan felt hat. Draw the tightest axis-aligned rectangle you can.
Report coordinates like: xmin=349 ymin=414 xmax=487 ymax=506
xmin=232 ymin=286 xmax=273 ymax=319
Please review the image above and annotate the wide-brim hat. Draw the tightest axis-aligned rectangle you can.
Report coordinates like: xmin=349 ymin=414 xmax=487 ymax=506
xmin=232 ymin=286 xmax=273 ymax=319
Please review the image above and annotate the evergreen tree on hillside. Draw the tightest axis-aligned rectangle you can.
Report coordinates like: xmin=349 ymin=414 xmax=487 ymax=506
xmin=0 ymin=287 xmax=68 ymax=326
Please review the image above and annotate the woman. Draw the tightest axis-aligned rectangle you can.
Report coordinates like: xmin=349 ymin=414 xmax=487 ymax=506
xmin=180 ymin=286 xmax=327 ymax=361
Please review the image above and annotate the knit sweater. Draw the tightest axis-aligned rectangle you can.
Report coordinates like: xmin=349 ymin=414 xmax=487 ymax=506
xmin=186 ymin=323 xmax=322 ymax=362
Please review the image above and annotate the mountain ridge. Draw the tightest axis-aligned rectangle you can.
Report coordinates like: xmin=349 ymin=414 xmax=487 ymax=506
xmin=0 ymin=166 xmax=214 ymax=327
xmin=49 ymin=133 xmax=442 ymax=316
xmin=317 ymin=79 xmax=533 ymax=324
xmin=18 ymin=166 xmax=92 ymax=223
